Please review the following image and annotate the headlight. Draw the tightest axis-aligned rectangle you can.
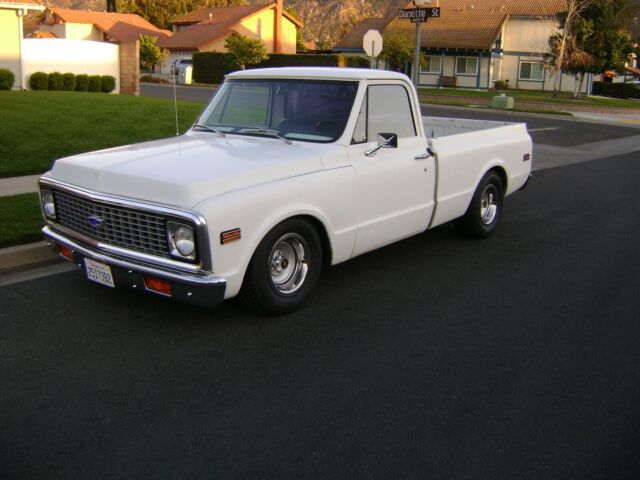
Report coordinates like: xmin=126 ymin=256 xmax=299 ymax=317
xmin=40 ymin=189 xmax=56 ymax=219
xmin=167 ymin=221 xmax=196 ymax=260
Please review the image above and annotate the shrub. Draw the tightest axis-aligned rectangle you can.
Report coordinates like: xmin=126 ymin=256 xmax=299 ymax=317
xmin=493 ymin=80 xmax=509 ymax=90
xmin=101 ymin=75 xmax=116 ymax=93
xmin=140 ymin=74 xmax=168 ymax=84
xmin=88 ymin=75 xmax=102 ymax=92
xmin=0 ymin=68 xmax=15 ymax=90
xmin=75 ymin=74 xmax=89 ymax=92
xmin=592 ymin=81 xmax=639 ymax=99
xmin=193 ymin=52 xmax=238 ymax=84
xmin=29 ymin=72 xmax=49 ymax=90
xmin=254 ymin=53 xmax=343 ymax=68
xmin=62 ymin=72 xmax=76 ymax=91
xmin=48 ymin=72 xmax=64 ymax=91
xmin=341 ymin=56 xmax=370 ymax=68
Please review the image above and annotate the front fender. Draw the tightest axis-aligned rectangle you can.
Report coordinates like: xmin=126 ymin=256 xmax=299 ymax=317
xmin=193 ymin=167 xmax=359 ymax=298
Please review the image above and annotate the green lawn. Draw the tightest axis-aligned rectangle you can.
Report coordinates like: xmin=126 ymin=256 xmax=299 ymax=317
xmin=0 ymin=193 xmax=43 ymax=248
xmin=0 ymin=91 xmax=206 ymax=178
xmin=418 ymin=88 xmax=640 ymax=109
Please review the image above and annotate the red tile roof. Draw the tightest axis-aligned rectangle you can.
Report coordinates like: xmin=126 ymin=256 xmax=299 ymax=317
xmin=334 ymin=18 xmax=393 ymax=50
xmin=170 ymin=3 xmax=302 ymax=27
xmin=45 ymin=7 xmax=171 ymax=43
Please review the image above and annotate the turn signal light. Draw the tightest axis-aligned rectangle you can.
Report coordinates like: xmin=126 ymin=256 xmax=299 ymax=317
xmin=57 ymin=244 xmax=74 ymax=261
xmin=143 ymin=277 xmax=172 ymax=296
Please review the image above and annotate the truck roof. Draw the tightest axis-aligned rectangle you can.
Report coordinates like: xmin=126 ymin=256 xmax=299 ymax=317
xmin=226 ymin=67 xmax=411 ymax=82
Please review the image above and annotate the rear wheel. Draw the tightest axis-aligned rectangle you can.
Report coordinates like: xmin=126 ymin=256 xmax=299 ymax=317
xmin=239 ymin=218 xmax=323 ymax=315
xmin=455 ymin=171 xmax=504 ymax=239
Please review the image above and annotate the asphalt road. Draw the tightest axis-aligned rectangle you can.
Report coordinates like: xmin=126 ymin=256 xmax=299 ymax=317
xmin=2 ymin=146 xmax=640 ymax=477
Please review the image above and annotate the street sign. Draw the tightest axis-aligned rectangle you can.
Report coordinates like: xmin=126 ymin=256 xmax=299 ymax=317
xmin=363 ymin=29 xmax=383 ymax=58
xmin=398 ymin=7 xmax=440 ymax=22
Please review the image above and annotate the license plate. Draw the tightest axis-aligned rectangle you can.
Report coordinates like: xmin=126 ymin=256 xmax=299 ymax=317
xmin=84 ymin=259 xmax=115 ymax=288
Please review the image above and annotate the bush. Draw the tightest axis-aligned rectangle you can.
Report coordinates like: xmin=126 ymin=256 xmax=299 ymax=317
xmin=29 ymin=72 xmax=49 ymax=90
xmin=101 ymin=75 xmax=116 ymax=93
xmin=62 ymin=72 xmax=76 ymax=91
xmin=341 ymin=56 xmax=370 ymax=68
xmin=592 ymin=81 xmax=639 ymax=99
xmin=493 ymin=80 xmax=509 ymax=90
xmin=48 ymin=72 xmax=64 ymax=91
xmin=75 ymin=74 xmax=89 ymax=92
xmin=88 ymin=75 xmax=102 ymax=92
xmin=0 ymin=68 xmax=15 ymax=90
xmin=254 ymin=53 xmax=343 ymax=68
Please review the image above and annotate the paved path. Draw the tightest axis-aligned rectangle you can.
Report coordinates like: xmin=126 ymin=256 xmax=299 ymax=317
xmin=0 ymin=174 xmax=40 ymax=197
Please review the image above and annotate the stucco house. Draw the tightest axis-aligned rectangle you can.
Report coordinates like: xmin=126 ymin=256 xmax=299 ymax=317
xmin=37 ymin=8 xmax=171 ymax=43
xmin=335 ymin=0 xmax=590 ymax=93
xmin=157 ymin=1 xmax=302 ymax=74
xmin=0 ymin=0 xmax=44 ymax=89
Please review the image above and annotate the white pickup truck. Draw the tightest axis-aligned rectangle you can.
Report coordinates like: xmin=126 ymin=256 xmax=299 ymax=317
xmin=39 ymin=68 xmax=532 ymax=314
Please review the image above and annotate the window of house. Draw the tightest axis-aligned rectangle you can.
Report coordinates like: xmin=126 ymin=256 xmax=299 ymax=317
xmin=455 ymin=57 xmax=478 ymax=75
xmin=519 ymin=61 xmax=544 ymax=81
xmin=420 ymin=55 xmax=442 ymax=74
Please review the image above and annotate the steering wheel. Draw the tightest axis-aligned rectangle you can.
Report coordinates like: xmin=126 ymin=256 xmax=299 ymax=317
xmin=314 ymin=120 xmax=340 ymax=133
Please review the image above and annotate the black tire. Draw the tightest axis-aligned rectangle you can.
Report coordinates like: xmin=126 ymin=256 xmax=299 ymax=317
xmin=239 ymin=218 xmax=323 ymax=315
xmin=454 ymin=170 xmax=504 ymax=239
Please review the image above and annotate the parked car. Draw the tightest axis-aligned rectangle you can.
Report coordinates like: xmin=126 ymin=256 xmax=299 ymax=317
xmin=39 ymin=68 xmax=532 ymax=314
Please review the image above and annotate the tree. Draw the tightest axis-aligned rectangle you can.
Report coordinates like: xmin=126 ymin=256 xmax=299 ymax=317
xmin=106 ymin=0 xmax=117 ymax=12
xmin=378 ymin=30 xmax=414 ymax=72
xmin=139 ymin=35 xmax=169 ymax=76
xmin=224 ymin=33 xmax=268 ymax=70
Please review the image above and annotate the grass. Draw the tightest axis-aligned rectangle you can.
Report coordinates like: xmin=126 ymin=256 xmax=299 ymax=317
xmin=0 ymin=91 xmax=205 ymax=178
xmin=417 ymin=88 xmax=640 ymax=109
xmin=0 ymin=193 xmax=43 ymax=248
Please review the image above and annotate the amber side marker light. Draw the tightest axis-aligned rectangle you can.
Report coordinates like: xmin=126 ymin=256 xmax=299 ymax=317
xmin=220 ymin=228 xmax=241 ymax=245
xmin=144 ymin=277 xmax=173 ymax=297
xmin=57 ymin=244 xmax=74 ymax=261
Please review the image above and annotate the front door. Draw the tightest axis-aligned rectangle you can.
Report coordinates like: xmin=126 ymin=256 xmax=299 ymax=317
xmin=348 ymin=83 xmax=436 ymax=257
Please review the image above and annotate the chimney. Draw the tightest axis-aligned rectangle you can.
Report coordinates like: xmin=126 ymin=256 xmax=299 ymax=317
xmin=209 ymin=13 xmax=212 ymax=24
xmin=274 ymin=0 xmax=283 ymax=53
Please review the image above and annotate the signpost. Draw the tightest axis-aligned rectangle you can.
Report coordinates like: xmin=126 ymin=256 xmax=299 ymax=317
xmin=398 ymin=0 xmax=441 ymax=86
xmin=362 ymin=29 xmax=383 ymax=69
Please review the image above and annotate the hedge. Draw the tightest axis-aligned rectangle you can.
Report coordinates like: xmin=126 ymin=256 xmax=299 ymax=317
xmin=88 ymin=75 xmax=102 ymax=92
xmin=48 ymin=72 xmax=64 ymax=91
xmin=62 ymin=72 xmax=76 ymax=91
xmin=592 ymin=81 xmax=640 ymax=99
xmin=101 ymin=75 xmax=116 ymax=93
xmin=75 ymin=74 xmax=89 ymax=91
xmin=29 ymin=72 xmax=49 ymax=90
xmin=193 ymin=52 xmax=371 ymax=84
xmin=0 ymin=68 xmax=15 ymax=90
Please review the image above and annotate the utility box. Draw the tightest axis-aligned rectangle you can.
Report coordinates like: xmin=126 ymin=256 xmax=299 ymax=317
xmin=492 ymin=93 xmax=514 ymax=109
xmin=178 ymin=66 xmax=193 ymax=85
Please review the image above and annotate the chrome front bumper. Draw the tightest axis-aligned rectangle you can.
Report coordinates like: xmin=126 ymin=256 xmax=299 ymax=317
xmin=43 ymin=226 xmax=226 ymax=308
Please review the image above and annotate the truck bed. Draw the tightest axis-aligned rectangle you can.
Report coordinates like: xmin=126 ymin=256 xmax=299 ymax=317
xmin=423 ymin=117 xmax=516 ymax=138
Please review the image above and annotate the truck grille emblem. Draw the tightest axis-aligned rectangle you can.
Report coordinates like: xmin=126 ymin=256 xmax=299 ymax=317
xmin=87 ymin=215 xmax=105 ymax=227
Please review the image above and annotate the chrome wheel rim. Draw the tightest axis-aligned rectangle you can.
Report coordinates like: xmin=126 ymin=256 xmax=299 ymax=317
xmin=480 ymin=185 xmax=498 ymax=225
xmin=269 ymin=233 xmax=309 ymax=295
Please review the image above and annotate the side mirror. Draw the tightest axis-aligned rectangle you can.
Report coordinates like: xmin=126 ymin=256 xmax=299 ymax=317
xmin=365 ymin=133 xmax=398 ymax=157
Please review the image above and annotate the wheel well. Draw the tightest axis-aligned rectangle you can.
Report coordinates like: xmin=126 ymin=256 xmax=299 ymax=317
xmin=295 ymin=215 xmax=332 ymax=267
xmin=489 ymin=166 xmax=508 ymax=192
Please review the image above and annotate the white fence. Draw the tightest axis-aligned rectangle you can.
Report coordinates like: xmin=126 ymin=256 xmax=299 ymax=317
xmin=22 ymin=39 xmax=120 ymax=93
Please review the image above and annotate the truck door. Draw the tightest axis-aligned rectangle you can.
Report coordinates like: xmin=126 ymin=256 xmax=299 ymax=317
xmin=348 ymin=83 xmax=436 ymax=257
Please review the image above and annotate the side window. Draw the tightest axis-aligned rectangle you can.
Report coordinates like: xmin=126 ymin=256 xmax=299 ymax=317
xmin=367 ymin=85 xmax=416 ymax=142
xmin=351 ymin=91 xmax=367 ymax=144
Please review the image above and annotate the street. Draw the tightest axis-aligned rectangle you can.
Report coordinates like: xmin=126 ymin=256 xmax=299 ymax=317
xmin=1 ymin=89 xmax=640 ymax=478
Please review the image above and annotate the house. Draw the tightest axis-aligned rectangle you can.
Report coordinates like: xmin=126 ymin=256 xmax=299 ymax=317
xmin=335 ymin=0 xmax=591 ymax=93
xmin=157 ymin=1 xmax=302 ymax=73
xmin=0 ymin=0 xmax=45 ymax=89
xmin=37 ymin=7 xmax=171 ymax=43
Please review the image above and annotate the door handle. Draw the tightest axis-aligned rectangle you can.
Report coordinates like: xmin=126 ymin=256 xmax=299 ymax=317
xmin=414 ymin=153 xmax=431 ymax=160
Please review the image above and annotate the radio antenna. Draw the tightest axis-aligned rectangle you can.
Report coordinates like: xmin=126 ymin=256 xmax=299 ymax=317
xmin=172 ymin=62 xmax=179 ymax=136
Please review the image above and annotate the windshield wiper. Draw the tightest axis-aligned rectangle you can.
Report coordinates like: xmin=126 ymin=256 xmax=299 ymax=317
xmin=192 ymin=123 xmax=226 ymax=137
xmin=239 ymin=127 xmax=293 ymax=145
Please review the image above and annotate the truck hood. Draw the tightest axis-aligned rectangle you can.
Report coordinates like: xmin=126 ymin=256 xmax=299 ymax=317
xmin=47 ymin=133 xmax=333 ymax=208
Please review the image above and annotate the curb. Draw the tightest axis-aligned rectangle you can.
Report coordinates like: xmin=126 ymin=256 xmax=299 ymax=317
xmin=0 ymin=241 xmax=62 ymax=276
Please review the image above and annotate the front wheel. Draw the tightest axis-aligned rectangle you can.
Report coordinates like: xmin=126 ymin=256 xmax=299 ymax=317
xmin=455 ymin=171 xmax=505 ymax=239
xmin=239 ymin=218 xmax=323 ymax=315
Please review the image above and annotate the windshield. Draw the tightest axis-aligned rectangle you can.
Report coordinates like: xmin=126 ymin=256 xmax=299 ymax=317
xmin=195 ymin=79 xmax=359 ymax=143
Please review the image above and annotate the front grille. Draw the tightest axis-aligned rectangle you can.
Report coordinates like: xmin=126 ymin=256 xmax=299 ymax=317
xmin=52 ymin=189 xmax=171 ymax=258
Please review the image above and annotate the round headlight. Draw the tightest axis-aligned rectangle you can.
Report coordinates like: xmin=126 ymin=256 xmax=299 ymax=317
xmin=41 ymin=190 xmax=56 ymax=219
xmin=174 ymin=225 xmax=195 ymax=257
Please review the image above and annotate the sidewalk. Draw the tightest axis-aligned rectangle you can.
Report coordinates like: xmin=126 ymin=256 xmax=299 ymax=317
xmin=0 ymin=174 xmax=40 ymax=197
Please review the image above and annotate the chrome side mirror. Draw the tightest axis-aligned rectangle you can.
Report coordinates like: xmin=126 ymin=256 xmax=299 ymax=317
xmin=365 ymin=133 xmax=398 ymax=157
